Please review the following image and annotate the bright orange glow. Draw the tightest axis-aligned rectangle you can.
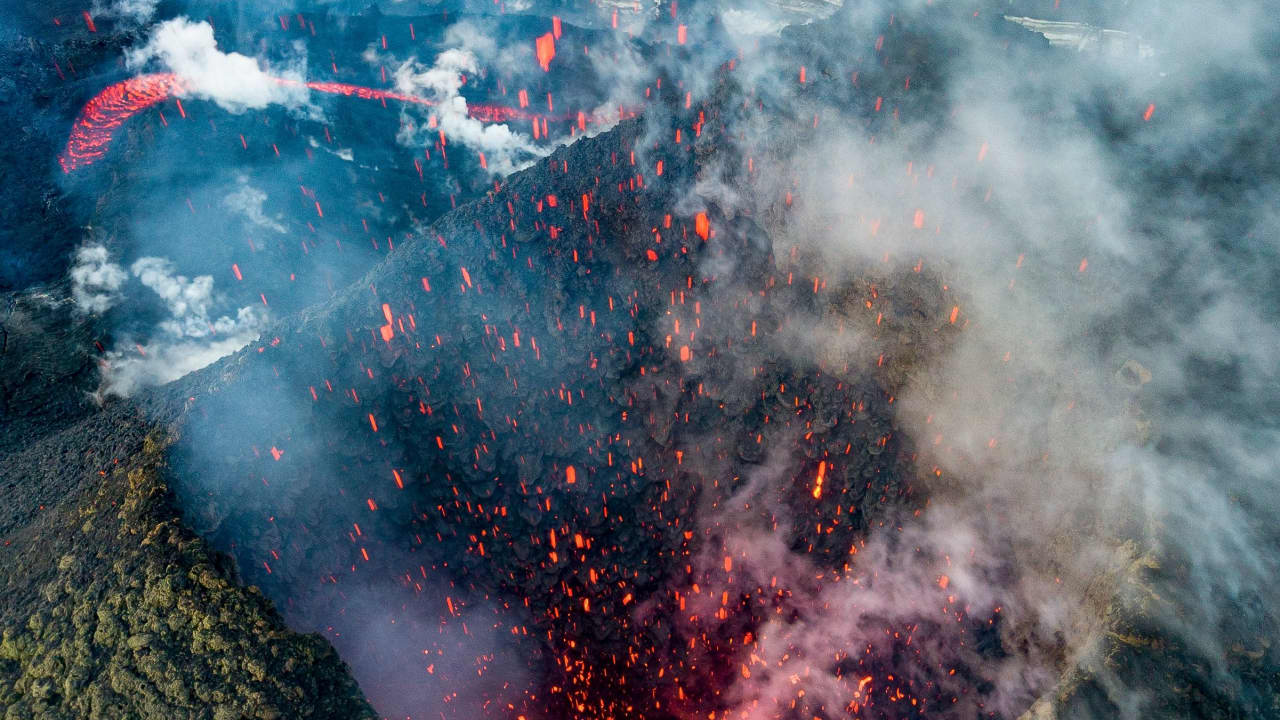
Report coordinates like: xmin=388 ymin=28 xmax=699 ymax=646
xmin=536 ymin=33 xmax=556 ymax=72
xmin=695 ymin=212 xmax=709 ymax=240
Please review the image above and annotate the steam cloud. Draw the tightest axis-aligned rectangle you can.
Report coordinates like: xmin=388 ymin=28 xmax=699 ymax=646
xmin=96 ymin=256 xmax=265 ymax=398
xmin=126 ymin=17 xmax=309 ymax=113
xmin=391 ymin=47 xmax=549 ymax=176
xmin=69 ymin=243 xmax=128 ymax=314
xmin=99 ymin=328 xmax=261 ymax=398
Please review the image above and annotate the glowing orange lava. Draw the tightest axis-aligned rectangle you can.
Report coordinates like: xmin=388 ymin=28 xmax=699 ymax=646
xmin=60 ymin=72 xmax=634 ymax=173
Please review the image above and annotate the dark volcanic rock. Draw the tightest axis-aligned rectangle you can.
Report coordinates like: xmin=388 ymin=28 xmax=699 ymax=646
xmin=146 ymin=73 xmax=964 ymax=718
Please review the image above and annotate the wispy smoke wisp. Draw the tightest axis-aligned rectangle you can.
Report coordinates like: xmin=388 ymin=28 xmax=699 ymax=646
xmin=89 ymin=0 xmax=158 ymax=26
xmin=223 ymin=177 xmax=286 ymax=235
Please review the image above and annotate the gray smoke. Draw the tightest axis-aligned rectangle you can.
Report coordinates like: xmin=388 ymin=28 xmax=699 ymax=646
xmin=675 ymin=1 xmax=1280 ymax=716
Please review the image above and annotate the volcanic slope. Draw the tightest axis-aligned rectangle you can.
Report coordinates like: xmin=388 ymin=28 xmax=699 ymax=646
xmin=10 ymin=7 xmax=1274 ymax=718
xmin=0 ymin=410 xmax=375 ymax=720
xmin=151 ymin=11 xmax=1280 ymax=718
xmin=0 ymin=13 xmax=378 ymax=718
xmin=139 ymin=64 xmax=981 ymax=719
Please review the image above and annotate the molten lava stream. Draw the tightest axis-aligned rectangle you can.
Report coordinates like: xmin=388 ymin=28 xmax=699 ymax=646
xmin=59 ymin=73 xmax=182 ymax=173
xmin=60 ymin=73 xmax=637 ymax=172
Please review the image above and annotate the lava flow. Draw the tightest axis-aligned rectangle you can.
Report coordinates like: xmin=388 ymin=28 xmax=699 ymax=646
xmin=59 ymin=72 xmax=625 ymax=173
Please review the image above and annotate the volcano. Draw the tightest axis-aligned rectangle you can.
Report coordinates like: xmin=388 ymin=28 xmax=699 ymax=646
xmin=3 ymin=2 xmax=1280 ymax=720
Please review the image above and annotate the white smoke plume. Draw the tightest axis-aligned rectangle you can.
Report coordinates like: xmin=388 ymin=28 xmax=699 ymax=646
xmin=69 ymin=243 xmax=128 ymax=314
xmin=98 ymin=257 xmax=266 ymax=398
xmin=99 ymin=330 xmax=262 ymax=399
xmin=392 ymin=48 xmax=549 ymax=176
xmin=126 ymin=17 xmax=310 ymax=114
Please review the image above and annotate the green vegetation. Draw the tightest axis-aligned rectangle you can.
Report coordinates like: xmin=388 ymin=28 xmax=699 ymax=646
xmin=0 ymin=431 xmax=375 ymax=720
